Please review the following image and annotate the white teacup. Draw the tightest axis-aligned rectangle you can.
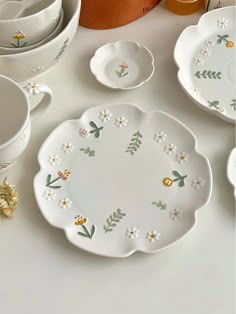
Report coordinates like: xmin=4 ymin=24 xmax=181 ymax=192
xmin=0 ymin=74 xmax=53 ymax=174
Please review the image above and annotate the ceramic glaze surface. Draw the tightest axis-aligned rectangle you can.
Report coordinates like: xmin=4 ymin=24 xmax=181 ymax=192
xmin=174 ymin=6 xmax=236 ymax=123
xmin=227 ymin=147 xmax=236 ymax=199
xmin=34 ymin=104 xmax=212 ymax=257
xmin=90 ymin=41 xmax=155 ymax=90
xmin=0 ymin=77 xmax=28 ymax=145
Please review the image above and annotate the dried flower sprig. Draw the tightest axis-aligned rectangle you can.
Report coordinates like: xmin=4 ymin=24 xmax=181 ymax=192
xmin=0 ymin=178 xmax=19 ymax=218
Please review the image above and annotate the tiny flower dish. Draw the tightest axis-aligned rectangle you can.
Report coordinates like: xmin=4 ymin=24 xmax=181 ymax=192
xmin=34 ymin=104 xmax=212 ymax=258
xmin=174 ymin=6 xmax=236 ymax=123
xmin=90 ymin=41 xmax=155 ymax=90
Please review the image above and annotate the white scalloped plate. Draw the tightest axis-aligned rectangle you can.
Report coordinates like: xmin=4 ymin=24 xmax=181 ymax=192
xmin=34 ymin=104 xmax=212 ymax=257
xmin=90 ymin=41 xmax=155 ymax=90
xmin=174 ymin=6 xmax=236 ymax=124
xmin=227 ymin=147 xmax=236 ymax=199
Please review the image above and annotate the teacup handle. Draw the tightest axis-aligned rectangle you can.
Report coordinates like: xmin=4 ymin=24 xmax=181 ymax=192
xmin=23 ymin=83 xmax=53 ymax=122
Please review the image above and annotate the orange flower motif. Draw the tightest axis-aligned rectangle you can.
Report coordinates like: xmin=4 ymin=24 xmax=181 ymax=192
xmin=58 ymin=170 xmax=71 ymax=181
xmin=120 ymin=61 xmax=128 ymax=69
xmin=13 ymin=31 xmax=26 ymax=40
xmin=226 ymin=41 xmax=234 ymax=48
xmin=163 ymin=177 xmax=174 ymax=187
xmin=74 ymin=215 xmax=88 ymax=225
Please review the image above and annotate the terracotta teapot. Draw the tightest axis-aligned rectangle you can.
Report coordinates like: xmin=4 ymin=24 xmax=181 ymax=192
xmin=79 ymin=0 xmax=161 ymax=29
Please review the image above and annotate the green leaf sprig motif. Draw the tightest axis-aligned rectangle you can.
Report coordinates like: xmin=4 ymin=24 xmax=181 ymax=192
xmin=230 ymin=99 xmax=236 ymax=111
xmin=172 ymin=171 xmax=188 ymax=187
xmin=78 ymin=225 xmax=96 ymax=239
xmin=152 ymin=201 xmax=167 ymax=210
xmin=80 ymin=147 xmax=95 ymax=157
xmin=208 ymin=100 xmax=220 ymax=110
xmin=194 ymin=70 xmax=221 ymax=79
xmin=217 ymin=35 xmax=234 ymax=48
xmin=89 ymin=121 xmax=103 ymax=138
xmin=126 ymin=131 xmax=143 ymax=155
xmin=103 ymin=209 xmax=126 ymax=234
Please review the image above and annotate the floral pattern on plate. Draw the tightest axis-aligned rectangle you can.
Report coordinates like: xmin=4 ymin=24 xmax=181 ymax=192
xmin=126 ymin=227 xmax=140 ymax=239
xmin=174 ymin=6 xmax=236 ymax=123
xmin=34 ymin=104 xmax=212 ymax=257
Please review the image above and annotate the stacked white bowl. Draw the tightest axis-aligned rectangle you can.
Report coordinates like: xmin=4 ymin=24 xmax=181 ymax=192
xmin=0 ymin=0 xmax=81 ymax=81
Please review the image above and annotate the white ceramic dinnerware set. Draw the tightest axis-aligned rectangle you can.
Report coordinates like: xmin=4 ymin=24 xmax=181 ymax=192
xmin=0 ymin=3 xmax=235 ymax=258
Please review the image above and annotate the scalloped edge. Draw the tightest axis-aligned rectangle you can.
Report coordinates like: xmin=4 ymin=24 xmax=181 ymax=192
xmin=34 ymin=104 xmax=212 ymax=258
xmin=90 ymin=41 xmax=155 ymax=90
xmin=174 ymin=6 xmax=236 ymax=124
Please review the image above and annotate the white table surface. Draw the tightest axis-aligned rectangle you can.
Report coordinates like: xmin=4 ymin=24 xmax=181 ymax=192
xmin=0 ymin=2 xmax=235 ymax=314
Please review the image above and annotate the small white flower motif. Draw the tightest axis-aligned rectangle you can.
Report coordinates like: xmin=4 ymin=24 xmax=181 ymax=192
xmin=146 ymin=230 xmax=160 ymax=242
xmin=115 ymin=117 xmax=128 ymax=128
xmin=32 ymin=66 xmax=45 ymax=73
xmin=154 ymin=131 xmax=167 ymax=143
xmin=58 ymin=198 xmax=72 ymax=209
xmin=204 ymin=39 xmax=215 ymax=47
xmin=61 ymin=142 xmax=75 ymax=154
xmin=169 ymin=208 xmax=182 ymax=221
xmin=191 ymin=86 xmax=201 ymax=94
xmin=217 ymin=17 xmax=228 ymax=29
xmin=79 ymin=128 xmax=90 ymax=137
xmin=43 ymin=190 xmax=57 ymax=201
xmin=48 ymin=154 xmax=61 ymax=166
xmin=25 ymin=83 xmax=41 ymax=96
xmin=164 ymin=144 xmax=177 ymax=155
xmin=99 ymin=110 xmax=112 ymax=122
xmin=191 ymin=177 xmax=206 ymax=189
xmin=176 ymin=152 xmax=189 ymax=164
xmin=193 ymin=57 xmax=204 ymax=66
xmin=126 ymin=227 xmax=140 ymax=239
xmin=200 ymin=47 xmax=211 ymax=56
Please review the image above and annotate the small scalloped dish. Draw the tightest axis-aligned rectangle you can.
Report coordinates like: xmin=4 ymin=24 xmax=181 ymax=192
xmin=227 ymin=147 xmax=236 ymax=199
xmin=174 ymin=6 xmax=236 ymax=124
xmin=34 ymin=104 xmax=212 ymax=258
xmin=90 ymin=41 xmax=155 ymax=90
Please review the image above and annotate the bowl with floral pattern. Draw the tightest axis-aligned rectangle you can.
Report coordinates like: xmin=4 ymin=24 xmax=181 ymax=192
xmin=0 ymin=9 xmax=64 ymax=55
xmin=174 ymin=6 xmax=236 ymax=124
xmin=90 ymin=41 xmax=155 ymax=90
xmin=34 ymin=104 xmax=212 ymax=258
xmin=0 ymin=0 xmax=81 ymax=82
xmin=0 ymin=0 xmax=62 ymax=48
